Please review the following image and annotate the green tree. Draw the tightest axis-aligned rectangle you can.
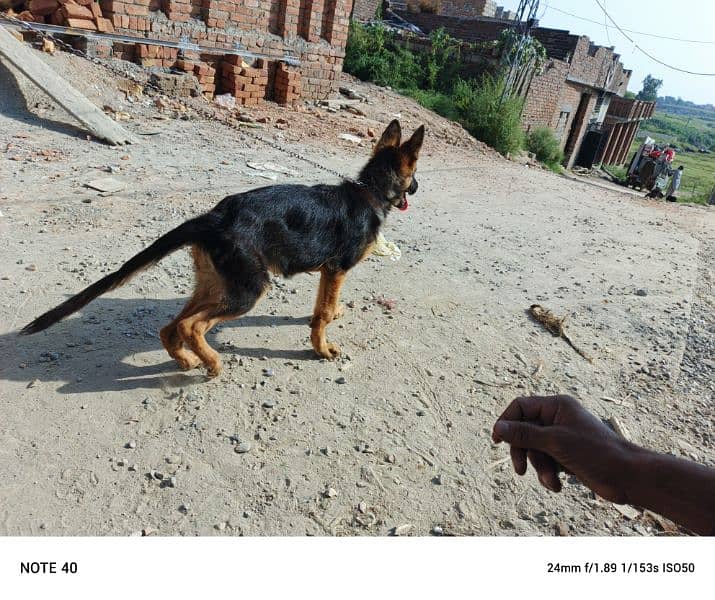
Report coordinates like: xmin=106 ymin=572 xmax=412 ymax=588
xmin=636 ymin=75 xmax=663 ymax=102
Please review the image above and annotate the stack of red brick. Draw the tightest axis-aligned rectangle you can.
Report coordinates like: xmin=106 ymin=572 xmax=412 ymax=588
xmin=135 ymin=43 xmax=178 ymax=68
xmin=220 ymin=57 xmax=267 ymax=106
xmin=174 ymin=55 xmax=217 ymax=99
xmin=274 ymin=62 xmax=301 ymax=106
xmin=13 ymin=0 xmax=114 ymax=32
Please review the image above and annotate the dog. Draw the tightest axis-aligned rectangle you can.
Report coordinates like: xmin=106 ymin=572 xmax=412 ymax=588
xmin=21 ymin=120 xmax=425 ymax=377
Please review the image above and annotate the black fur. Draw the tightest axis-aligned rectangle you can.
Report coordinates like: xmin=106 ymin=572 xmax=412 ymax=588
xmin=21 ymin=120 xmax=424 ymax=336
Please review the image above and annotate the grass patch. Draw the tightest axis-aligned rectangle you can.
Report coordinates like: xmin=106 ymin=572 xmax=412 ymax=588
xmin=526 ymin=127 xmax=563 ymax=171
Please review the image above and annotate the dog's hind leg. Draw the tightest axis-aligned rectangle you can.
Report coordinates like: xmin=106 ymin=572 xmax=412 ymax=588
xmin=160 ymin=306 xmax=202 ymax=370
xmin=175 ymin=245 xmax=270 ymax=377
xmin=310 ymin=268 xmax=346 ymax=359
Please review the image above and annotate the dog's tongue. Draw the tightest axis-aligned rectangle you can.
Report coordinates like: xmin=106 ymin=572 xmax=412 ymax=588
xmin=399 ymin=193 xmax=409 ymax=211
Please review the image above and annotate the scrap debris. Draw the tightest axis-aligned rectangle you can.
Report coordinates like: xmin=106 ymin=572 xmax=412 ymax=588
xmin=528 ymin=304 xmax=593 ymax=362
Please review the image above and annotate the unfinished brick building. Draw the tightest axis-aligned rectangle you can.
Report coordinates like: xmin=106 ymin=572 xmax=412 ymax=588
xmin=5 ymin=0 xmax=354 ymax=103
xmin=393 ymin=10 xmax=634 ymax=167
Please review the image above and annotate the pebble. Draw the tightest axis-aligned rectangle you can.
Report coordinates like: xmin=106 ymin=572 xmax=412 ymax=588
xmin=263 ymin=368 xmax=275 ymax=377
xmin=167 ymin=476 xmax=177 ymax=488
xmin=235 ymin=442 xmax=251 ymax=454
xmin=325 ymin=487 xmax=338 ymax=498
xmin=179 ymin=503 xmax=190 ymax=514
xmin=335 ymin=376 xmax=347 ymax=384
xmin=126 ymin=441 xmax=136 ymax=449
xmin=262 ymin=399 xmax=276 ymax=409
xmin=555 ymin=522 xmax=570 ymax=536
xmin=215 ymin=522 xmax=227 ymax=531
xmin=635 ymin=289 xmax=648 ymax=297
xmin=358 ymin=502 xmax=367 ymax=514
xmin=431 ymin=525 xmax=444 ymax=536
xmin=392 ymin=524 xmax=412 ymax=536
xmin=128 ymin=464 xmax=138 ymax=472
xmin=151 ymin=470 xmax=164 ymax=480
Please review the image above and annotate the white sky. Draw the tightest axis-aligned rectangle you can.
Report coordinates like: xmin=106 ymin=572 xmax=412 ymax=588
xmin=498 ymin=0 xmax=715 ymax=105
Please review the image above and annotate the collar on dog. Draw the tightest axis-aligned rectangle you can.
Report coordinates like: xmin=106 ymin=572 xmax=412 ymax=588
xmin=349 ymin=179 xmax=406 ymax=213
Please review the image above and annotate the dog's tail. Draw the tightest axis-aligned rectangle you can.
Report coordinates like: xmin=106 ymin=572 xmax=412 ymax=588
xmin=20 ymin=215 xmax=213 ymax=335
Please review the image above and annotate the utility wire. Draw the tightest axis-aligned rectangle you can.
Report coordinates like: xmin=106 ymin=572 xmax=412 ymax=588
xmin=592 ymin=0 xmax=715 ymax=76
xmin=544 ymin=3 xmax=715 ymax=44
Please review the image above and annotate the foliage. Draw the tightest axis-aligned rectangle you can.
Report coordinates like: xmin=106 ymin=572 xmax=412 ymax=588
xmin=451 ymin=76 xmax=525 ymax=155
xmin=344 ymin=21 xmax=526 ymax=156
xmin=343 ymin=21 xmax=422 ymax=89
xmin=527 ymin=127 xmax=564 ymax=167
xmin=497 ymin=29 xmax=548 ymax=75
xmin=623 ymin=90 xmax=636 ymax=99
xmin=636 ymin=74 xmax=663 ymax=102
xmin=642 ymin=112 xmax=715 ymax=151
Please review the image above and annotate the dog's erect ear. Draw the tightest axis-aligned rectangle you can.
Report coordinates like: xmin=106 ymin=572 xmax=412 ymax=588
xmin=373 ymin=119 xmax=402 ymax=154
xmin=400 ymin=125 xmax=425 ymax=162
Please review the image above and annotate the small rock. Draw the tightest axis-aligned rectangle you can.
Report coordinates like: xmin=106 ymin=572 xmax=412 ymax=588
xmin=335 ymin=376 xmax=347 ymax=384
xmin=151 ymin=470 xmax=164 ymax=480
xmin=25 ymin=264 xmax=38 ymax=272
xmin=635 ymin=289 xmax=648 ymax=297
xmin=167 ymin=476 xmax=177 ymax=488
xmin=235 ymin=442 xmax=251 ymax=454
xmin=262 ymin=399 xmax=276 ymax=409
xmin=179 ymin=503 xmax=190 ymax=514
xmin=555 ymin=522 xmax=570 ymax=536
xmin=358 ymin=502 xmax=367 ymax=514
xmin=431 ymin=525 xmax=444 ymax=536
xmin=325 ymin=487 xmax=338 ymax=498
xmin=262 ymin=368 xmax=275 ymax=377
xmin=391 ymin=524 xmax=412 ymax=536
xmin=215 ymin=521 xmax=227 ymax=531
xmin=128 ymin=464 xmax=138 ymax=472
xmin=125 ymin=441 xmax=136 ymax=449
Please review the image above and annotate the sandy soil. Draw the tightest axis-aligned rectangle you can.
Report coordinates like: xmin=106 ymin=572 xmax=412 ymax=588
xmin=0 ymin=49 xmax=713 ymax=537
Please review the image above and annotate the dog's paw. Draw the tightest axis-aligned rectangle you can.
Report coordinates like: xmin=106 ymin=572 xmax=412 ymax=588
xmin=317 ymin=343 xmax=341 ymax=360
xmin=176 ymin=354 xmax=202 ymax=371
xmin=205 ymin=362 xmax=222 ymax=378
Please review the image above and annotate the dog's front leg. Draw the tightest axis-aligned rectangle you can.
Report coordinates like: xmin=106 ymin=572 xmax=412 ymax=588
xmin=310 ymin=268 xmax=345 ymax=359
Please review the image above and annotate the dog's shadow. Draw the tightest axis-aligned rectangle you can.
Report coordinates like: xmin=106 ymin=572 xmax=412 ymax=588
xmin=0 ymin=296 xmax=315 ymax=395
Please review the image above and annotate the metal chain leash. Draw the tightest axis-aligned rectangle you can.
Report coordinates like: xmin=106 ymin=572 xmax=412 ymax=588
xmin=2 ymin=13 xmax=360 ymax=184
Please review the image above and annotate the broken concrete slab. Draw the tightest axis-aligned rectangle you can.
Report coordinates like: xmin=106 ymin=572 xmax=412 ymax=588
xmin=0 ymin=24 xmax=138 ymax=146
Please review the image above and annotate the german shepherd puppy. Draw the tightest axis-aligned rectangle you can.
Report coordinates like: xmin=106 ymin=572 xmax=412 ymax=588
xmin=21 ymin=120 xmax=425 ymax=377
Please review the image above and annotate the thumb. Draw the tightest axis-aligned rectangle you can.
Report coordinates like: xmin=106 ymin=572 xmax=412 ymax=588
xmin=493 ymin=420 xmax=550 ymax=450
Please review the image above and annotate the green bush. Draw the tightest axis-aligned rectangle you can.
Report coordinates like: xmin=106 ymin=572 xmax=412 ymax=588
xmin=452 ymin=76 xmax=524 ymax=155
xmin=344 ymin=22 xmax=526 ymax=156
xmin=527 ymin=127 xmax=564 ymax=167
xmin=343 ymin=21 xmax=423 ymax=89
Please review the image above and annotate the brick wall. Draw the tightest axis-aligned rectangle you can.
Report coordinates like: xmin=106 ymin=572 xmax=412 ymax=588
xmin=436 ymin=0 xmax=495 ymax=18
xmin=90 ymin=0 xmax=354 ymax=100
xmin=350 ymin=0 xmax=379 ymax=20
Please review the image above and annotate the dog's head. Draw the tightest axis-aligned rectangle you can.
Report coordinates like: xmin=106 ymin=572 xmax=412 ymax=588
xmin=363 ymin=120 xmax=425 ymax=211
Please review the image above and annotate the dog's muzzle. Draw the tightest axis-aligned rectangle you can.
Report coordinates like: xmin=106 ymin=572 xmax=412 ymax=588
xmin=408 ymin=177 xmax=419 ymax=195
xmin=397 ymin=177 xmax=418 ymax=211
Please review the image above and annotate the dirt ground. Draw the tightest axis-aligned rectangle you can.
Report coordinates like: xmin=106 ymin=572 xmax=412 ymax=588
xmin=0 ymin=48 xmax=713 ymax=537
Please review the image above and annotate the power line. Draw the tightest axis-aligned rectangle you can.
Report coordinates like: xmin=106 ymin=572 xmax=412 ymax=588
xmin=544 ymin=3 xmax=715 ymax=44
xmin=592 ymin=0 xmax=715 ymax=76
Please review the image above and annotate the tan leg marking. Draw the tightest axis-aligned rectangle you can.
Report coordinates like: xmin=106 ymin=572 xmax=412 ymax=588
xmin=310 ymin=268 xmax=346 ymax=359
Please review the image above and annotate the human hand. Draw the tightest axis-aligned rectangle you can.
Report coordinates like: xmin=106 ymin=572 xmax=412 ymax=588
xmin=492 ymin=395 xmax=637 ymax=503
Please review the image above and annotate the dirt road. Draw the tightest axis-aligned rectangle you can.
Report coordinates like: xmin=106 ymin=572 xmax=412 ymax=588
xmin=1 ymin=50 xmax=713 ymax=536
